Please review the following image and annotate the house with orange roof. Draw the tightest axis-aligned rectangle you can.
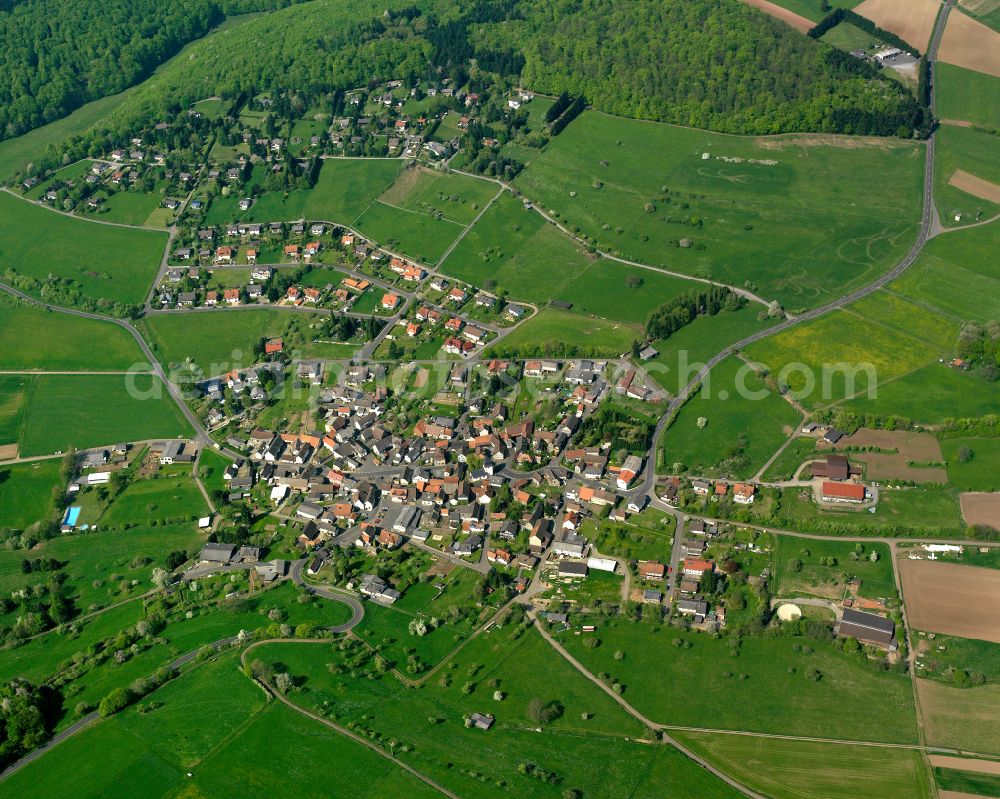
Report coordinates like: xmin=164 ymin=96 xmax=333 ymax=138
xmin=284 ymin=244 xmax=300 ymax=261
xmin=223 ymin=288 xmax=240 ymax=305
xmin=381 ymin=292 xmax=400 ymax=310
xmin=733 ymin=482 xmax=756 ymax=504
xmin=215 ymin=245 xmax=234 ymax=263
xmin=264 ymin=338 xmax=283 ymax=354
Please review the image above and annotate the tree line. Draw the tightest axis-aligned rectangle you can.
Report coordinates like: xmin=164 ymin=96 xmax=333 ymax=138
xmin=644 ymin=286 xmax=746 ymax=341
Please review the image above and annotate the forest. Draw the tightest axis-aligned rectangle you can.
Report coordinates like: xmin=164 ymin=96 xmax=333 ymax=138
xmin=495 ymin=0 xmax=929 ymax=136
xmin=0 ymin=0 xmax=313 ymax=141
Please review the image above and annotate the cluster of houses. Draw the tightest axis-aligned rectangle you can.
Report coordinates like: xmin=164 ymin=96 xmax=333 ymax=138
xmin=190 ymin=356 xmax=675 ymax=606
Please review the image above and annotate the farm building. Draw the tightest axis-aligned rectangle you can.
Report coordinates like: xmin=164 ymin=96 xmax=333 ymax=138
xmin=810 ymin=455 xmax=857 ymax=481
xmin=821 ymin=481 xmax=866 ymax=503
xmin=837 ymin=608 xmax=896 ymax=650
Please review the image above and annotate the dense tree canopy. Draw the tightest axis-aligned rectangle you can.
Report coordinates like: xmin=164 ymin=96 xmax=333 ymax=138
xmin=0 ymin=0 xmax=317 ymax=141
xmin=493 ymin=0 xmax=927 ymax=135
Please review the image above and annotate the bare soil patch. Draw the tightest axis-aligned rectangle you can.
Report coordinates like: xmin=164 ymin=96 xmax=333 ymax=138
xmin=755 ymin=134 xmax=904 ymax=150
xmin=737 ymin=0 xmax=813 ymax=32
xmin=837 ymin=428 xmax=944 ymax=460
xmin=854 ymin=0 xmax=941 ymax=50
xmin=899 ymin=559 xmax=1000 ymax=643
xmin=834 ymin=428 xmax=946 ymax=482
xmin=949 ymin=168 xmax=1000 ymax=204
xmin=940 ymin=7 xmax=1000 ymax=78
xmin=929 ymin=755 xmax=1000 ymax=775
xmin=940 ymin=118 xmax=975 ymax=127
xmin=939 ymin=792 xmax=993 ymax=799
xmin=0 ymin=444 xmax=18 ymax=460
xmin=960 ymin=492 xmax=1000 ymax=528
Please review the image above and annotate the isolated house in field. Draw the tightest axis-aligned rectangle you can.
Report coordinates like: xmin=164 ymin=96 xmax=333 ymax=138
xmin=837 ymin=608 xmax=896 ymax=650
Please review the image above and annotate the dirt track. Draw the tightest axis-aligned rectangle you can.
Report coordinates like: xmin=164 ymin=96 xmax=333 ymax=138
xmin=854 ymin=0 xmax=940 ymax=51
xmin=939 ymin=6 xmax=1000 ymax=78
xmin=899 ymin=559 xmax=1000 ymax=643
xmin=738 ymin=0 xmax=813 ymax=32
xmin=949 ymin=168 xmax=1000 ymax=203
xmin=960 ymin=492 xmax=1000 ymax=529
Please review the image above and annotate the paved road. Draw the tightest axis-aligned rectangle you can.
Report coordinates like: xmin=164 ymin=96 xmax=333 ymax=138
xmin=651 ymin=0 xmax=955 ymax=593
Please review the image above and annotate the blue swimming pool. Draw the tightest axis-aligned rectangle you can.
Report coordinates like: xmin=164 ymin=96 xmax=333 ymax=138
xmin=62 ymin=506 xmax=81 ymax=527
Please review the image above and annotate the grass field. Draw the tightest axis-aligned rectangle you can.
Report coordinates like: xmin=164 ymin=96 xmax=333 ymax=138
xmin=917 ymin=679 xmax=1000 ymax=755
xmin=437 ymin=192 xmax=596 ymax=300
xmin=886 ymin=219 xmax=1000 ymax=323
xmin=936 ymin=63 xmax=1000 ymax=129
xmin=761 ymin=436 xmax=821 ymax=481
xmin=935 ymin=124 xmax=1000 ymax=226
xmin=486 ymin=307 xmax=641 ymax=357
xmin=674 ymin=732 xmax=933 ymax=799
xmin=377 ymin=166 xmax=498 ymax=226
xmin=558 ymin=617 xmax=919 ymax=742
xmin=761 ymin=0 xmax=862 ymax=22
xmin=15 ymin=373 xmax=191 ymax=456
xmin=249 ymin=623 xmax=744 ymax=799
xmin=645 ymin=305 xmax=778 ymax=393
xmin=0 ymin=523 xmax=202 ymax=631
xmin=842 ymin=362 xmax=1000 ymax=422
xmin=0 ymin=653 xmax=446 ymax=799
xmin=0 ymin=374 xmax=28 ymax=445
xmin=942 ymin=438 xmax=1000 ymax=491
xmin=0 ymin=298 xmax=146 ymax=370
xmin=775 ymin=484 xmax=963 ymax=535
xmin=0 ymin=458 xmax=61 ymax=531
xmin=514 ymin=112 xmax=924 ymax=311
xmin=746 ymin=305 xmax=946 ymax=410
xmin=354 ymin=199 xmax=465 ymax=263
xmin=141 ymin=310 xmax=332 ymax=374
xmin=771 ymin=536 xmax=897 ymax=602
xmin=935 ymin=766 xmax=1000 ymax=797
xmin=660 ymin=357 xmax=800 ymax=477
xmin=308 ymin=158 xmax=403 ymax=222
xmin=0 ymin=192 xmax=166 ymax=306
xmin=821 ymin=20 xmax=880 ymax=51
xmin=99 ymin=468 xmax=208 ymax=528
xmin=98 ymin=189 xmax=165 ymax=227
xmin=914 ymin=630 xmax=1000 ymax=685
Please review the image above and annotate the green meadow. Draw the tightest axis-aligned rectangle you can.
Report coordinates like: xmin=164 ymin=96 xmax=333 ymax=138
xmin=250 ymin=623 xmax=743 ymax=799
xmin=0 ymin=192 xmax=166 ymax=306
xmin=98 ymin=468 xmax=209 ymax=528
xmin=771 ymin=536 xmax=897 ymax=602
xmin=0 ymin=374 xmax=29 ymax=445
xmin=761 ymin=436 xmax=821 ymax=481
xmin=558 ymin=617 xmax=919 ymax=742
xmin=761 ymin=0 xmax=861 ymax=23
xmin=0 ymin=298 xmax=146 ymax=370
xmin=0 ymin=523 xmax=203 ymax=632
xmin=309 ymin=158 xmax=403 ymax=222
xmin=746 ymin=303 xmax=950 ymax=411
xmin=660 ymin=356 xmax=800 ymax=477
xmin=645 ymin=304 xmax=777 ymax=392
xmin=674 ymin=732 xmax=933 ymax=799
xmin=886 ymin=220 xmax=1000 ymax=323
xmin=354 ymin=200 xmax=464 ymax=263
xmin=0 ymin=458 xmax=62 ymax=531
xmin=377 ymin=166 xmax=499 ymax=226
xmin=942 ymin=438 xmax=1000 ymax=492
xmin=487 ymin=307 xmax=641 ymax=357
xmin=935 ymin=64 xmax=1000 ymax=130
xmin=0 ymin=653 xmax=446 ymax=799
xmin=15 ymin=374 xmax=191 ymax=456
xmin=141 ymin=309 xmax=331 ymax=374
xmin=514 ymin=112 xmax=923 ymax=311
xmin=934 ymin=124 xmax=1000 ymax=227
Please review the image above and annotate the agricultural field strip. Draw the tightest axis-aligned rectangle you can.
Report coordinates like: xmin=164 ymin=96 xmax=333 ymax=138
xmin=2 ymin=186 xmax=162 ymax=233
